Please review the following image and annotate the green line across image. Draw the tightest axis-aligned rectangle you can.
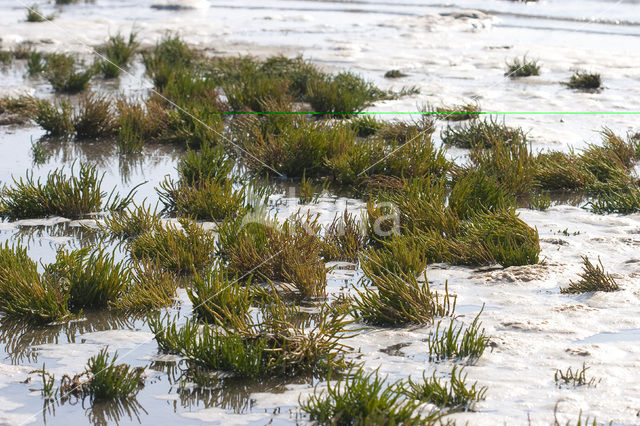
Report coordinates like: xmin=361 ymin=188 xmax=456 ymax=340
xmin=218 ymin=111 xmax=640 ymax=115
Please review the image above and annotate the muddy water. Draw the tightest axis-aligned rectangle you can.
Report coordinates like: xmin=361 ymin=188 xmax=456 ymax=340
xmin=2 ymin=0 xmax=640 ymax=425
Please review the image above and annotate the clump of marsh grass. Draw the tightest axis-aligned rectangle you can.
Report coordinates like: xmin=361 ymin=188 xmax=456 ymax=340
xmin=12 ymin=44 xmax=35 ymax=60
xmin=532 ymin=130 xmax=640 ymax=213
xmin=129 ymin=218 xmax=217 ymax=275
xmin=529 ymin=192 xmax=552 ymax=210
xmin=581 ymin=130 xmax=640 ymax=213
xmin=565 ymin=71 xmax=602 ymax=91
xmin=0 ymin=95 xmax=38 ymax=125
xmin=306 ymin=71 xmax=384 ymax=118
xmin=1 ymin=242 xmax=175 ymax=323
xmin=158 ymin=176 xmax=246 ymax=222
xmin=36 ymin=364 xmax=57 ymax=400
xmin=464 ymin=134 xmax=536 ymax=196
xmin=448 ymin=170 xmax=515 ymax=219
xmin=143 ymin=35 xmax=197 ymax=89
xmin=588 ymin=179 xmax=640 ymax=215
xmin=581 ymin=144 xmax=635 ymax=183
xmin=73 ymin=93 xmax=117 ymax=139
xmin=0 ymin=240 xmax=178 ymax=323
xmin=427 ymin=310 xmax=489 ymax=363
xmin=27 ymin=50 xmax=46 ymax=75
xmin=299 ymin=171 xmax=326 ymax=204
xmin=114 ymin=97 xmax=163 ymax=153
xmin=149 ymin=73 xmax=226 ymax=149
xmin=441 ymin=117 xmax=526 ymax=149
xmin=505 ymin=56 xmax=540 ymax=77
xmin=360 ymin=234 xmax=429 ymax=277
xmin=348 ymin=115 xmax=384 ymax=137
xmin=561 ymin=256 xmax=619 ymax=294
xmin=322 ymin=209 xmax=367 ymax=262
xmin=597 ymin=128 xmax=639 ymax=170
xmin=299 ymin=175 xmax=316 ymax=204
xmin=235 ymin=113 xmax=357 ymax=178
xmin=99 ymin=202 xmax=162 ymax=241
xmin=0 ymin=96 xmax=38 ymax=116
xmin=220 ymin=213 xmax=327 ymax=297
xmin=384 ymin=69 xmax=408 ymax=79
xmin=363 ymin=199 xmax=400 ymax=246
xmin=328 ymin=131 xmax=451 ymax=186
xmin=44 ymin=246 xmax=130 ymax=310
xmin=186 ymin=265 xmax=252 ymax=326
xmin=86 ymin=349 xmax=144 ymax=401
xmin=222 ymin=70 xmax=292 ymax=113
xmin=554 ymin=363 xmax=598 ymax=388
xmin=389 ymin=85 xmax=421 ymax=99
xmin=435 ymin=103 xmax=481 ymax=121
xmin=26 ymin=5 xmax=44 ymax=22
xmin=300 ymin=366 xmax=430 ymax=425
xmin=112 ymin=261 xmax=178 ymax=311
xmin=0 ymin=163 xmax=109 ymax=220
xmin=42 ymin=349 xmax=144 ymax=402
xmin=115 ymin=107 xmax=145 ymax=153
xmin=150 ymin=299 xmax=350 ymax=377
xmin=179 ymin=142 xmax=235 ymax=185
xmin=402 ymin=366 xmax=487 ymax=411
xmin=376 ymin=119 xmax=432 ymax=144
xmin=44 ymin=53 xmax=93 ymax=93
xmin=0 ymin=50 xmax=12 ymax=66
xmin=0 ymin=242 xmax=71 ymax=323
xmin=460 ymin=209 xmax=540 ymax=267
xmin=257 ymin=55 xmax=323 ymax=100
xmin=352 ymin=257 xmax=455 ymax=326
xmin=36 ymin=349 xmax=144 ymax=403
xmin=158 ymin=144 xmax=246 ymax=221
xmin=97 ymin=32 xmax=139 ymax=79
xmin=553 ymin=409 xmax=604 ymax=426
xmin=211 ymin=55 xmax=321 ymax=110
xmin=410 ymin=210 xmax=538 ymax=268
xmin=409 ymin=229 xmax=490 ymax=267
xmin=34 ymin=99 xmax=74 ymax=137
xmin=383 ymin=175 xmax=539 ymax=267
xmin=533 ymin=151 xmax=586 ymax=190
xmin=26 ymin=5 xmax=54 ymax=22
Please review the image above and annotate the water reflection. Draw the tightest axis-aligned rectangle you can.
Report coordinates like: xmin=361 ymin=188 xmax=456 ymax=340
xmin=42 ymin=394 xmax=147 ymax=426
xmin=0 ymin=310 xmax=145 ymax=364
xmin=151 ymin=362 xmax=310 ymax=415
xmin=34 ymin=138 xmax=118 ymax=169
xmin=85 ymin=397 xmax=148 ymax=426
xmin=29 ymin=137 xmax=183 ymax=196
xmin=118 ymin=153 xmax=146 ymax=186
xmin=13 ymin=221 xmax=102 ymax=249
